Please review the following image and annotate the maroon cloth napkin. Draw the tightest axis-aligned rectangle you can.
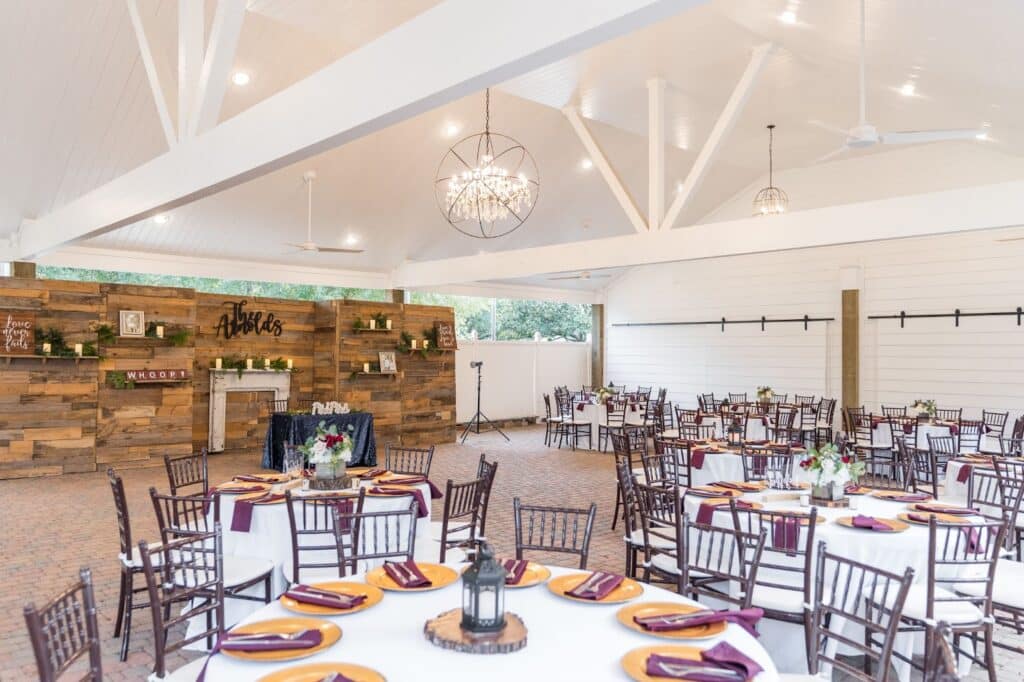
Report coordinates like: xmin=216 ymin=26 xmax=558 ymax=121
xmin=379 ymin=475 xmax=443 ymax=499
xmin=691 ymin=449 xmax=707 ymax=469
xmin=383 ymin=561 xmax=432 ymax=588
xmin=644 ymin=642 xmax=764 ymax=681
xmin=219 ymin=628 xmax=323 ymax=652
xmin=907 ymin=512 xmax=947 ymax=525
xmin=948 ymin=424 xmax=960 ymax=435
xmin=747 ymin=439 xmax=768 ymax=445
xmin=914 ymin=504 xmax=974 ymax=516
xmin=370 ymin=486 xmax=429 ymax=518
xmin=957 ymin=464 xmax=973 ymax=483
xmin=772 ymin=517 xmax=801 ymax=554
xmin=852 ymin=515 xmax=891 ymax=531
xmin=576 ymin=402 xmax=585 ymax=412
xmin=357 ymin=468 xmax=387 ymax=479
xmin=694 ymin=414 xmax=703 ymax=425
xmin=637 ymin=608 xmax=764 ymax=638
xmin=963 ymin=526 xmax=985 ymax=553
xmin=230 ymin=493 xmax=285 ymax=532
xmin=695 ymin=500 xmax=753 ymax=524
xmin=233 ymin=474 xmax=272 ymax=483
xmin=566 ymin=571 xmax=624 ymax=600
xmin=710 ymin=481 xmax=749 ymax=491
xmin=502 ymin=559 xmax=529 ymax=585
xmin=217 ymin=484 xmax=265 ymax=494
xmin=284 ymin=584 xmax=367 ymax=610
xmin=317 ymin=674 xmax=355 ymax=682
xmin=331 ymin=497 xmax=354 ymax=532
xmin=882 ymin=493 xmax=931 ymax=502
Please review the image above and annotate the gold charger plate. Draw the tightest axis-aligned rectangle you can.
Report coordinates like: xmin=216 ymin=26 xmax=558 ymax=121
xmin=897 ymin=511 xmax=971 ymax=526
xmin=236 ymin=473 xmax=289 ymax=483
xmin=616 ymin=602 xmax=727 ymax=641
xmin=710 ymin=481 xmax=765 ymax=492
xmin=547 ymin=572 xmax=644 ymax=604
xmin=237 ymin=491 xmax=288 ymax=505
xmin=222 ymin=617 xmax=340 ymax=662
xmin=258 ymin=662 xmax=385 ymax=682
xmin=365 ymin=485 xmax=417 ymax=497
xmin=621 ymin=645 xmax=705 ymax=681
xmin=279 ymin=581 xmax=384 ymax=615
xmin=460 ymin=561 xmax=552 ymax=588
xmin=870 ymin=491 xmax=933 ymax=502
xmin=835 ymin=516 xmax=909 ymax=533
xmin=688 ymin=486 xmax=743 ymax=498
xmin=844 ymin=485 xmax=873 ymax=495
xmin=365 ymin=563 xmax=459 ymax=592
xmin=697 ymin=498 xmax=764 ymax=510
xmin=216 ymin=482 xmax=271 ymax=494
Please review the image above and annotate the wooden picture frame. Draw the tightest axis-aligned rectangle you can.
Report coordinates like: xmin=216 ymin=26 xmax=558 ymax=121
xmin=378 ymin=351 xmax=397 ymax=374
xmin=434 ymin=320 xmax=458 ymax=350
xmin=119 ymin=310 xmax=145 ymax=337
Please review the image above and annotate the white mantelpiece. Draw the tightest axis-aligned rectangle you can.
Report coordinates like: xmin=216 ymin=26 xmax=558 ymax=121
xmin=208 ymin=369 xmax=291 ymax=452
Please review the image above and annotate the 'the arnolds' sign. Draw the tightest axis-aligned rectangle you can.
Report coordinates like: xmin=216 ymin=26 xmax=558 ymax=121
xmin=214 ymin=300 xmax=284 ymax=340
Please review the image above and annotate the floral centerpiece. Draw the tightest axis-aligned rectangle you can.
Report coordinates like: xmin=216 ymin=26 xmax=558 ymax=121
xmin=595 ymin=386 xmax=615 ymax=404
xmin=909 ymin=399 xmax=936 ymax=420
xmin=756 ymin=386 xmax=774 ymax=403
xmin=299 ymin=420 xmax=354 ymax=488
xmin=799 ymin=443 xmax=864 ymax=502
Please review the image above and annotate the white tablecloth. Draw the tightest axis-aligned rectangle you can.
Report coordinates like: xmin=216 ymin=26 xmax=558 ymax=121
xmin=635 ymin=449 xmax=815 ymax=488
xmin=867 ymin=420 xmax=1000 ymax=453
xmin=572 ymin=402 xmax=646 ymax=450
xmin=200 ymin=563 xmax=780 ymax=681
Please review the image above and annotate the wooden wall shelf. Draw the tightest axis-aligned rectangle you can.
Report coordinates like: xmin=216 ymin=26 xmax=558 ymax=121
xmin=355 ymin=371 xmax=399 ymax=377
xmin=2 ymin=355 xmax=99 ymax=365
xmin=353 ymin=327 xmax=394 ymax=333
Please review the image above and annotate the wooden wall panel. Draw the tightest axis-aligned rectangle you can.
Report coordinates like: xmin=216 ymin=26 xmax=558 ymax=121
xmin=399 ymin=304 xmax=456 ymax=445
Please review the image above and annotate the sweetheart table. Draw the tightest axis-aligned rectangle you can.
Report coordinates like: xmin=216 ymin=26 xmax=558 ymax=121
xmin=199 ymin=563 xmax=779 ymax=681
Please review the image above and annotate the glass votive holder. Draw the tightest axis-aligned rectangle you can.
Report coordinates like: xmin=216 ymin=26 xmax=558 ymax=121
xmin=848 ymin=496 xmax=860 ymax=510
xmin=799 ymin=494 xmax=810 ymax=508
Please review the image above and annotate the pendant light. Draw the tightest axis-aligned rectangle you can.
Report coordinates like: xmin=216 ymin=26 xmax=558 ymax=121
xmin=753 ymin=124 xmax=788 ymax=216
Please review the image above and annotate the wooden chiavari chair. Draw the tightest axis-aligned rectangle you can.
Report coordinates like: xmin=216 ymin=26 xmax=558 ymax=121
xmin=610 ymin=431 xmax=640 ymax=531
xmin=888 ymin=415 xmax=919 ymax=457
xmin=434 ymin=476 xmax=487 ymax=562
xmin=906 ymin=437 xmax=943 ymax=499
xmin=513 ymin=498 xmax=596 ymax=569
xmin=999 ymin=436 xmax=1024 ymax=458
xmin=769 ymin=393 xmax=788 ymax=405
xmin=163 ymin=449 xmax=208 ymax=497
xmin=699 ymin=393 xmax=718 ymax=412
xmin=384 ymin=443 xmax=434 ymax=476
xmin=23 ymin=568 xmax=102 ymax=682
xmin=285 ymin=488 xmax=366 ymax=584
xmin=814 ymin=397 xmax=837 ymax=447
xmin=615 ymin=460 xmax=643 ymax=579
xmin=927 ymin=434 xmax=958 ymax=480
xmin=860 ymin=448 xmax=912 ymax=491
xmin=265 ymin=398 xmax=290 ymax=414
xmin=793 ymin=394 xmax=815 ymax=406
xmin=730 ymin=504 xmax=818 ymax=666
xmin=808 ymin=542 xmax=915 ymax=681
xmin=556 ymin=390 xmax=591 ymax=450
xmin=541 ymin=393 xmax=561 ymax=447
xmin=684 ymin=518 xmax=766 ymax=609
xmin=978 ymin=410 xmax=1008 ymax=453
xmin=634 ymin=481 xmax=686 ymax=592
xmin=149 ymin=488 xmax=274 ymax=605
xmin=476 ymin=454 xmax=498 ymax=537
xmin=138 ymin=529 xmax=225 ymax=678
xmin=992 ymin=458 xmax=1024 ymax=558
xmin=654 ymin=438 xmax=695 ymax=489
xmin=934 ymin=407 xmax=964 ymax=449
xmin=984 ymin=466 xmax=1024 ymax=655
xmin=845 ymin=407 xmax=890 ymax=460
xmin=333 ymin=501 xmax=419 ymax=575
xmin=640 ymin=449 xmax=681 ymax=490
xmin=881 ymin=405 xmax=907 ymax=417
xmin=768 ymin=406 xmax=798 ymax=443
xmin=728 ymin=392 xmax=748 ymax=404
xmin=923 ymin=622 xmax=962 ymax=682
xmin=599 ymin=398 xmax=628 ymax=452
xmin=679 ymin=421 xmax=716 ymax=441
xmin=740 ymin=444 xmax=795 ymax=483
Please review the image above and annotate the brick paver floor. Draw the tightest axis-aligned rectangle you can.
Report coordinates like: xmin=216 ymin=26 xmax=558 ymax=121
xmin=1 ymin=425 xmax=1020 ymax=679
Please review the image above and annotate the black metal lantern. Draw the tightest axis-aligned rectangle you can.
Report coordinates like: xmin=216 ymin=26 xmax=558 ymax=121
xmin=727 ymin=416 xmax=744 ymax=447
xmin=461 ymin=542 xmax=506 ymax=634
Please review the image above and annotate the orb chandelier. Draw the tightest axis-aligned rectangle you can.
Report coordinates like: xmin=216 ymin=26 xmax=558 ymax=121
xmin=752 ymin=124 xmax=788 ymax=216
xmin=434 ymin=89 xmax=539 ymax=238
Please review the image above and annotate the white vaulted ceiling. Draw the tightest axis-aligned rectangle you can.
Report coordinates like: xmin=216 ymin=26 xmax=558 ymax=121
xmin=6 ymin=1 xmax=1024 ymax=292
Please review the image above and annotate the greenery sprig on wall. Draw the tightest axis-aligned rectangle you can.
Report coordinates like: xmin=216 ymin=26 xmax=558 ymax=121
xmin=34 ymin=328 xmax=98 ymax=358
xmin=145 ymin=320 xmax=191 ymax=346
xmin=352 ymin=312 xmax=391 ymax=331
xmin=210 ymin=355 xmax=297 ymax=378
xmin=106 ymin=371 xmax=135 ymax=390
xmin=395 ymin=329 xmax=444 ymax=358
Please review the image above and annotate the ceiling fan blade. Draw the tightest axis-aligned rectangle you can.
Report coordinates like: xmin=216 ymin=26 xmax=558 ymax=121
xmin=880 ymin=129 xmax=983 ymax=145
xmin=807 ymin=119 xmax=850 ymax=137
xmin=547 ymin=275 xmax=583 ymax=281
xmin=995 ymin=236 xmax=1024 ymax=242
xmin=315 ymin=246 xmax=365 ymax=254
xmin=815 ymin=145 xmax=850 ymax=164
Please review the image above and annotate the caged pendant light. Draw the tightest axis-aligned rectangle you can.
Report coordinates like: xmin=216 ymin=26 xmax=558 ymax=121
xmin=753 ymin=124 xmax=788 ymax=216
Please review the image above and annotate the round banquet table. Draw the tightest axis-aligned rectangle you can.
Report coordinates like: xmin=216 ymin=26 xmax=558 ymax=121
xmin=191 ymin=478 xmax=435 ymax=645
xmin=865 ymin=419 xmax=1000 ymax=453
xmin=572 ymin=401 xmax=647 ymax=450
xmin=200 ymin=563 xmax=779 ymax=681
xmin=634 ymin=443 xmax=815 ymax=488
xmin=682 ymin=486 xmax=983 ymax=679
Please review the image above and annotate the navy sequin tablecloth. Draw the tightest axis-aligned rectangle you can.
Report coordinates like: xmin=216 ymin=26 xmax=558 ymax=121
xmin=263 ymin=412 xmax=377 ymax=471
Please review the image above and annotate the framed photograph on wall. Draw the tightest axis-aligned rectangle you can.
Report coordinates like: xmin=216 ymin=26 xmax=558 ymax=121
xmin=119 ymin=310 xmax=145 ymax=337
xmin=378 ymin=351 xmax=397 ymax=374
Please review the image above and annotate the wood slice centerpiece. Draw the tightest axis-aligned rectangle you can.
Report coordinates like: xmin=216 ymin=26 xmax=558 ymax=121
xmin=423 ymin=609 xmax=526 ymax=654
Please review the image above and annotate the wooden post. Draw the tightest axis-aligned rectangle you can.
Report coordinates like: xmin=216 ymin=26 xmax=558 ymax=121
xmin=11 ymin=261 xmax=36 ymax=278
xmin=390 ymin=289 xmax=407 ymax=304
xmin=590 ymin=304 xmax=604 ymax=388
xmin=841 ymin=289 xmax=859 ymax=411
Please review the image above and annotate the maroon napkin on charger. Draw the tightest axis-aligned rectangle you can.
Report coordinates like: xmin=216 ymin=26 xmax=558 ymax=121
xmin=645 ymin=644 xmax=764 ymax=681
xmin=233 ymin=474 xmax=272 ymax=483
xmin=881 ymin=492 xmax=931 ymax=502
xmin=772 ymin=517 xmax=801 ymax=554
xmin=636 ymin=608 xmax=764 ymax=638
xmin=217 ymin=484 xmax=265 ymax=494
xmin=907 ymin=512 xmax=951 ymax=525
xmin=369 ymin=486 xmax=429 ymax=519
xmin=502 ymin=559 xmax=529 ymax=585
xmin=710 ymin=481 xmax=750 ymax=491
xmin=691 ymin=449 xmax=707 ymax=469
xmin=566 ymin=571 xmax=624 ymax=600
xmin=957 ymin=464 xmax=973 ymax=483
xmin=914 ymin=503 xmax=974 ymax=516
xmin=383 ymin=560 xmax=432 ymax=588
xmin=695 ymin=500 xmax=753 ymax=524
xmin=317 ymin=674 xmax=355 ymax=682
xmin=230 ymin=493 xmax=286 ymax=532
xmin=357 ymin=468 xmax=386 ymax=479
xmin=379 ymin=475 xmax=443 ymax=499
xmin=852 ymin=515 xmax=891 ymax=531
xmin=219 ymin=628 xmax=323 ymax=652
xmin=284 ymin=584 xmax=367 ymax=610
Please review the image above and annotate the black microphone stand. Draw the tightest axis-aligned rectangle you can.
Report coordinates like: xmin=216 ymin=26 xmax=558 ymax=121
xmin=460 ymin=362 xmax=509 ymax=443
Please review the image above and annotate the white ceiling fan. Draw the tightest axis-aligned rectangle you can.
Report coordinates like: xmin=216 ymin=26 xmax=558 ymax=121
xmin=547 ymin=270 xmax=612 ymax=282
xmin=286 ymin=171 xmax=364 ymax=254
xmin=811 ymin=0 xmax=984 ymax=163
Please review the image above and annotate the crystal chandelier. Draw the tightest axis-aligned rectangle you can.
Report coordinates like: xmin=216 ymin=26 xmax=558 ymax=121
xmin=753 ymin=124 xmax=788 ymax=216
xmin=435 ymin=89 xmax=539 ymax=238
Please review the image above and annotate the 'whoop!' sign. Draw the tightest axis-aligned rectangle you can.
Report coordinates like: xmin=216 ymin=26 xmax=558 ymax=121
xmin=125 ymin=369 xmax=190 ymax=383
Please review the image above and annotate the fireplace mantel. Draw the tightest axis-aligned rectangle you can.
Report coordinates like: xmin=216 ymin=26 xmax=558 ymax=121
xmin=208 ymin=369 xmax=292 ymax=452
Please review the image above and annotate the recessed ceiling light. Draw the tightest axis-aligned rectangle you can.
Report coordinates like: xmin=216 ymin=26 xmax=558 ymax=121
xmin=976 ymin=132 xmax=989 ymax=141
xmin=231 ymin=71 xmax=251 ymax=86
xmin=153 ymin=213 xmax=170 ymax=225
xmin=580 ymin=158 xmax=593 ymax=170
xmin=344 ymin=234 xmax=359 ymax=246
xmin=778 ymin=10 xmax=797 ymax=24
xmin=899 ymin=82 xmax=916 ymax=97
xmin=443 ymin=122 xmax=460 ymax=138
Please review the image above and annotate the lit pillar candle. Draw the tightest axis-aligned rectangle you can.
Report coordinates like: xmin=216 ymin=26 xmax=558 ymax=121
xmin=42 ymin=342 xmax=51 ymax=355
xmin=286 ymin=358 xmax=293 ymax=370
xmin=264 ymin=358 xmax=271 ymax=369
xmin=411 ymin=339 xmax=418 ymax=350
xmin=215 ymin=358 xmax=222 ymax=370
xmin=155 ymin=325 xmax=165 ymax=339
xmin=423 ymin=339 xmax=429 ymax=349
xmin=369 ymin=318 xmax=376 ymax=330
xmin=386 ymin=319 xmax=392 ymax=330
xmin=74 ymin=343 xmax=83 ymax=357
xmin=246 ymin=358 xmax=254 ymax=370
xmin=363 ymin=362 xmax=370 ymax=373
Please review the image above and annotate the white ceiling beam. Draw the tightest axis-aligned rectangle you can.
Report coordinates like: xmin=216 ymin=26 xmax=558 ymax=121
xmin=393 ymin=178 xmax=1024 ymax=287
xmin=660 ymin=42 xmax=772 ymax=230
xmin=189 ymin=0 xmax=247 ymax=137
xmin=126 ymin=0 xmax=176 ymax=149
xmin=411 ymin=282 xmax=599 ymax=305
xmin=563 ymin=106 xmax=649 ymax=233
xmin=15 ymin=0 xmax=703 ymax=260
xmin=647 ymin=77 xmax=666 ymax=229
xmin=177 ymin=0 xmax=205 ymax=141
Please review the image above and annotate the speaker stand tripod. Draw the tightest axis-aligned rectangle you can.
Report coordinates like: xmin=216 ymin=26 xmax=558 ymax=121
xmin=460 ymin=363 xmax=509 ymax=443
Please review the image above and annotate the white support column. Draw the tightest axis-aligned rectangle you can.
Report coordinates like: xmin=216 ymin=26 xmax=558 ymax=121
xmin=647 ymin=77 xmax=666 ymax=229
xmin=190 ymin=0 xmax=247 ymax=137
xmin=563 ymin=106 xmax=649 ymax=234
xmin=177 ymin=0 xmax=205 ymax=141
xmin=126 ymin=0 xmax=176 ymax=149
xmin=660 ymin=42 xmax=772 ymax=230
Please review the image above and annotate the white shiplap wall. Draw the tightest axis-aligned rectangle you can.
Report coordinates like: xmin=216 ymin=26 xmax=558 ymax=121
xmin=605 ymin=228 xmax=1024 ymax=422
